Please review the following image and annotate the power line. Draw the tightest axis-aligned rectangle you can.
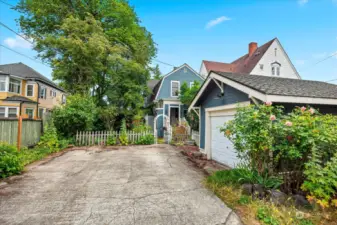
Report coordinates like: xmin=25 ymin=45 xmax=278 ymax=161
xmin=0 ymin=0 xmax=15 ymax=7
xmin=153 ymin=59 xmax=176 ymax=67
xmin=0 ymin=22 xmax=34 ymax=44
xmin=0 ymin=44 xmax=50 ymax=67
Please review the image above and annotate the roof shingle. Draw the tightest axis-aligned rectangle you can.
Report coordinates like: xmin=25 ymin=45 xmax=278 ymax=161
xmin=215 ymin=71 xmax=337 ymax=99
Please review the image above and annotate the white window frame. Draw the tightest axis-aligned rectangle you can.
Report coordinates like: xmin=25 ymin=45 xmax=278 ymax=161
xmin=2 ymin=107 xmax=19 ymax=118
xmin=38 ymin=108 xmax=45 ymax=118
xmin=62 ymin=94 xmax=66 ymax=104
xmin=26 ymin=83 xmax=35 ymax=97
xmin=9 ymin=77 xmax=21 ymax=94
xmin=190 ymin=82 xmax=194 ymax=88
xmin=25 ymin=108 xmax=34 ymax=118
xmin=0 ymin=76 xmax=8 ymax=92
xmin=39 ymin=86 xmax=47 ymax=99
xmin=171 ymin=81 xmax=180 ymax=97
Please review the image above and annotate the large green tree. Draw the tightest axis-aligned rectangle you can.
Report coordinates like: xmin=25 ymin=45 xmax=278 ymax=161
xmin=16 ymin=0 xmax=156 ymax=118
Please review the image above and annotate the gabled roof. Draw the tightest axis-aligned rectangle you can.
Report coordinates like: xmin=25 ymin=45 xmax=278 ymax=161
xmin=147 ymin=79 xmax=160 ymax=91
xmin=0 ymin=62 xmax=64 ymax=91
xmin=202 ymin=38 xmax=275 ymax=74
xmin=189 ymin=71 xmax=337 ymax=110
xmin=216 ymin=72 xmax=337 ymax=99
xmin=151 ymin=63 xmax=203 ymax=102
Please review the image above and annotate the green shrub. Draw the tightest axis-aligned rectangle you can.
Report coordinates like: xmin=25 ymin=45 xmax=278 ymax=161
xmin=107 ymin=136 xmax=116 ymax=145
xmin=52 ymin=94 xmax=97 ymax=138
xmin=0 ymin=142 xmax=23 ymax=178
xmin=256 ymin=206 xmax=280 ymax=225
xmin=136 ymin=134 xmax=154 ymax=145
xmin=119 ymin=119 xmax=128 ymax=145
xmin=38 ymin=122 xmax=60 ymax=152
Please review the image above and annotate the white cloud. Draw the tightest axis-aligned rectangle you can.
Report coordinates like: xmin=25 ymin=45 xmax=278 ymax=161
xmin=205 ymin=16 xmax=231 ymax=29
xmin=4 ymin=35 xmax=33 ymax=49
xmin=298 ymin=0 xmax=308 ymax=6
xmin=295 ymin=60 xmax=305 ymax=65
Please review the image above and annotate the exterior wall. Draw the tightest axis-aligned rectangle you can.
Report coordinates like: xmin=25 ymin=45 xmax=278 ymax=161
xmin=0 ymin=75 xmax=65 ymax=118
xmin=199 ymin=62 xmax=208 ymax=79
xmin=250 ymin=40 xmax=300 ymax=79
xmin=198 ymin=81 xmax=249 ymax=149
xmin=156 ymin=65 xmax=204 ymax=100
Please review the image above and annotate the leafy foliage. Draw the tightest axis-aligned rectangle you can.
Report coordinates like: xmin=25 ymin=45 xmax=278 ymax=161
xmin=151 ymin=64 xmax=162 ymax=80
xmin=106 ymin=136 xmax=116 ymax=146
xmin=135 ymin=134 xmax=154 ymax=145
xmin=98 ymin=106 xmax=118 ymax=130
xmin=38 ymin=122 xmax=60 ymax=152
xmin=16 ymin=0 xmax=156 ymax=120
xmin=52 ymin=94 xmax=97 ymax=138
xmin=119 ymin=119 xmax=129 ymax=145
xmin=0 ymin=143 xmax=23 ymax=178
xmin=256 ymin=206 xmax=280 ymax=225
xmin=222 ymin=103 xmax=337 ymax=207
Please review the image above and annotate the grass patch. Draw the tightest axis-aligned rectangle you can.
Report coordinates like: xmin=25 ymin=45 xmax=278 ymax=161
xmin=205 ymin=172 xmax=337 ymax=225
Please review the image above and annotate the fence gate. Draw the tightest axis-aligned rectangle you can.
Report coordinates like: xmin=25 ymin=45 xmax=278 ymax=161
xmin=153 ymin=114 xmax=171 ymax=144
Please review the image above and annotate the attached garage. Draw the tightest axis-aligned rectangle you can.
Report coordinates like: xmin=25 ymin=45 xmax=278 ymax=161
xmin=210 ymin=115 xmax=237 ymax=167
xmin=189 ymin=71 xmax=337 ymax=168
xmin=204 ymin=104 xmax=249 ymax=167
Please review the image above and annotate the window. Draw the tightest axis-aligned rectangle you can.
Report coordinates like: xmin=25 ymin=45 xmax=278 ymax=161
xmin=274 ymin=48 xmax=277 ymax=57
xmin=271 ymin=62 xmax=281 ymax=76
xmin=62 ymin=95 xmax=66 ymax=104
xmin=171 ymin=81 xmax=180 ymax=97
xmin=190 ymin=82 xmax=194 ymax=88
xmin=0 ymin=76 xmax=6 ymax=91
xmin=39 ymin=108 xmax=45 ymax=118
xmin=0 ymin=107 xmax=5 ymax=118
xmin=8 ymin=108 xmax=17 ymax=118
xmin=39 ymin=86 xmax=46 ymax=99
xmin=26 ymin=84 xmax=34 ymax=97
xmin=9 ymin=78 xmax=21 ymax=94
xmin=183 ymin=68 xmax=187 ymax=73
xmin=259 ymin=64 xmax=264 ymax=70
xmin=25 ymin=108 xmax=34 ymax=119
xmin=50 ymin=89 xmax=56 ymax=97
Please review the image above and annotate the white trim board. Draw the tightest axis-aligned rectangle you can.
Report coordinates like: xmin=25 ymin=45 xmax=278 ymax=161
xmin=155 ymin=64 xmax=204 ymax=100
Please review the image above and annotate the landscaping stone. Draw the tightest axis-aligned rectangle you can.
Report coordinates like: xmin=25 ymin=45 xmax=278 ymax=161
xmin=292 ymin=194 xmax=310 ymax=208
xmin=241 ymin=183 xmax=253 ymax=195
xmin=252 ymin=184 xmax=265 ymax=199
xmin=192 ymin=151 xmax=203 ymax=158
xmin=204 ymin=165 xmax=218 ymax=175
xmin=270 ymin=190 xmax=287 ymax=205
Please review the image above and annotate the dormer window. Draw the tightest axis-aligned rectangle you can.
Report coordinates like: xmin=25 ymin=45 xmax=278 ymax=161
xmin=183 ymin=68 xmax=187 ymax=73
xmin=271 ymin=62 xmax=281 ymax=76
xmin=274 ymin=48 xmax=277 ymax=57
xmin=259 ymin=64 xmax=264 ymax=70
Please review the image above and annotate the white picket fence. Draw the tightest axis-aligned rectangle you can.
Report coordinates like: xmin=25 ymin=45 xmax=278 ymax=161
xmin=75 ymin=130 xmax=153 ymax=146
xmin=191 ymin=130 xmax=200 ymax=147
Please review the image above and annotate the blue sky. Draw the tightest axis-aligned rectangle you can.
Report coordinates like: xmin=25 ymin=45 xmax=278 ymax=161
xmin=0 ymin=0 xmax=336 ymax=82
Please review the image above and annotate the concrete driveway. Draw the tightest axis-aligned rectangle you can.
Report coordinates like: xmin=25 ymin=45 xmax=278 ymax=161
xmin=0 ymin=145 xmax=241 ymax=225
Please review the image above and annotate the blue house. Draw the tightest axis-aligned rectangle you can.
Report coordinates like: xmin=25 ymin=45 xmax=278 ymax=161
xmin=146 ymin=64 xmax=204 ymax=138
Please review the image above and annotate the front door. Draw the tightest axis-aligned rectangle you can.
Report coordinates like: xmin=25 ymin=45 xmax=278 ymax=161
xmin=170 ymin=107 xmax=179 ymax=126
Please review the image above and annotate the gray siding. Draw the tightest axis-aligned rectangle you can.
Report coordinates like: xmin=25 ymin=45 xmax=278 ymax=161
xmin=156 ymin=65 xmax=203 ymax=100
xmin=198 ymin=80 xmax=249 ymax=149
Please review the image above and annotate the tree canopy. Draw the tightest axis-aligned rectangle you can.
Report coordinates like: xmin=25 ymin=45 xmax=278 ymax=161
xmin=16 ymin=0 xmax=156 ymax=120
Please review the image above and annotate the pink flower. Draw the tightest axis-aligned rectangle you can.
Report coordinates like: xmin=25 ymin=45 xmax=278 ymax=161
xmin=309 ymin=108 xmax=315 ymax=114
xmin=270 ymin=115 xmax=276 ymax=121
xmin=265 ymin=101 xmax=272 ymax=106
xmin=285 ymin=121 xmax=293 ymax=127
xmin=301 ymin=106 xmax=306 ymax=112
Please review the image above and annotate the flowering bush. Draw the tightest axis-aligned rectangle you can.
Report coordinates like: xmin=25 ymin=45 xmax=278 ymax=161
xmin=221 ymin=103 xmax=337 ymax=207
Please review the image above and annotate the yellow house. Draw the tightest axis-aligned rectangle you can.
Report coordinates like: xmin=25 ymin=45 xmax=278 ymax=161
xmin=0 ymin=63 xmax=66 ymax=119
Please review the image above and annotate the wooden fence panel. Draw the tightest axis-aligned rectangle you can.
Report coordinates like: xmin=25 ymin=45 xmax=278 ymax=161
xmin=0 ymin=119 xmax=42 ymax=147
xmin=75 ymin=130 xmax=153 ymax=146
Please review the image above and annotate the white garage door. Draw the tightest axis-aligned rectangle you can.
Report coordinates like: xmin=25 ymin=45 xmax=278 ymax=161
xmin=210 ymin=116 xmax=239 ymax=168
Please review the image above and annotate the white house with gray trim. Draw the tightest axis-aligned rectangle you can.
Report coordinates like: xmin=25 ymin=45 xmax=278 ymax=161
xmin=189 ymin=71 xmax=337 ymax=168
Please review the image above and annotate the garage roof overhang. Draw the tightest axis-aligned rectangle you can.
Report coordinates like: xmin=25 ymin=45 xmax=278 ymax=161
xmin=188 ymin=72 xmax=337 ymax=112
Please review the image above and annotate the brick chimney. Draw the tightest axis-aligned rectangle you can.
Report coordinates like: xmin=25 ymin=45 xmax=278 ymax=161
xmin=248 ymin=42 xmax=258 ymax=57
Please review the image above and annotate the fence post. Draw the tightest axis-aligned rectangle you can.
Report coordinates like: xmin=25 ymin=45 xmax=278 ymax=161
xmin=17 ymin=116 xmax=22 ymax=151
